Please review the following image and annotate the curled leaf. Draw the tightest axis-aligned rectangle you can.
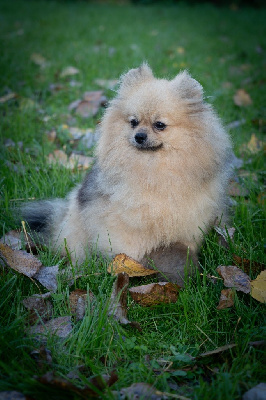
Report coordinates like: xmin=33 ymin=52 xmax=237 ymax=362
xmin=233 ymin=89 xmax=252 ymax=106
xmin=217 ymin=265 xmax=251 ymax=294
xmin=108 ymin=253 xmax=158 ymax=277
xmin=108 ymin=272 xmax=141 ymax=331
xmin=0 ymin=242 xmax=42 ymax=277
xmin=28 ymin=316 xmax=72 ymax=339
xmin=129 ymin=282 xmax=181 ymax=307
xmin=217 ymin=289 xmax=234 ymax=310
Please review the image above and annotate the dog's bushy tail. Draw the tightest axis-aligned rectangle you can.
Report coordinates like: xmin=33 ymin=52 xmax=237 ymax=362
xmin=21 ymin=199 xmax=67 ymax=244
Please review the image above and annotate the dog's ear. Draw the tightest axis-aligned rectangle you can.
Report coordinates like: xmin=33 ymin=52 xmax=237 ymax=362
xmin=119 ymin=63 xmax=153 ymax=91
xmin=172 ymin=71 xmax=203 ymax=101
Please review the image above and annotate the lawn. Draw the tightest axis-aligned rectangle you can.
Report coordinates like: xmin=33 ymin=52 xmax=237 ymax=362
xmin=0 ymin=1 xmax=265 ymax=399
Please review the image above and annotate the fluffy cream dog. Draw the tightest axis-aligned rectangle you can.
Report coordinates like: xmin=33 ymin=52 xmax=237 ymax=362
xmin=23 ymin=64 xmax=232 ymax=285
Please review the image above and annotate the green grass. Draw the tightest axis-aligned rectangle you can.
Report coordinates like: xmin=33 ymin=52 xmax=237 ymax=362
xmin=0 ymin=1 xmax=265 ymax=399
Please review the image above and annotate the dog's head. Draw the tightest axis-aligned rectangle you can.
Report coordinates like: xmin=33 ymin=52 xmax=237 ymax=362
xmin=104 ymin=63 xmax=206 ymax=152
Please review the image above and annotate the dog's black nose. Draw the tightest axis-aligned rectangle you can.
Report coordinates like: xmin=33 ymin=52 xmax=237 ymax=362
xmin=135 ymin=132 xmax=147 ymax=144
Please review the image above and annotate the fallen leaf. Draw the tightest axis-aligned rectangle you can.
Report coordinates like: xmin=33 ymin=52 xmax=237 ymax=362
xmin=37 ymin=370 xmax=117 ymax=398
xmin=108 ymin=272 xmax=141 ymax=331
xmin=69 ymin=289 xmax=95 ymax=320
xmin=214 ymin=226 xmax=235 ymax=249
xmin=250 ymin=270 xmax=266 ymax=303
xmin=68 ymin=153 xmax=94 ymax=170
xmin=0 ymin=230 xmax=22 ymax=250
xmin=28 ymin=316 xmax=72 ymax=339
xmin=34 ymin=265 xmax=60 ymax=292
xmin=23 ymin=292 xmax=53 ymax=324
xmin=108 ymin=253 xmax=159 ymax=277
xmin=30 ymin=53 xmax=48 ymax=68
xmin=0 ymin=92 xmax=17 ymax=103
xmin=0 ymin=392 xmax=26 ymax=400
xmin=60 ymin=66 xmax=80 ymax=78
xmin=233 ymin=255 xmax=265 ymax=276
xmin=217 ymin=265 xmax=251 ymax=293
xmin=114 ymin=382 xmax=167 ymax=400
xmin=177 ymin=46 xmax=185 ymax=54
xmin=94 ymin=79 xmax=118 ymax=89
xmin=47 ymin=149 xmax=68 ymax=166
xmin=217 ymin=288 xmax=234 ymax=309
xmin=45 ymin=130 xmax=57 ymax=142
xmin=247 ymin=133 xmax=264 ymax=154
xmin=49 ymin=83 xmax=65 ymax=92
xmin=0 ymin=243 xmax=42 ymax=277
xmin=228 ymin=181 xmax=249 ymax=197
xmin=257 ymin=192 xmax=265 ymax=206
xmin=242 ymin=383 xmax=266 ymax=400
xmin=129 ymin=282 xmax=181 ymax=307
xmin=68 ymin=91 xmax=107 ymax=118
xmin=30 ymin=346 xmax=53 ymax=369
xmin=233 ymin=89 xmax=252 ymax=106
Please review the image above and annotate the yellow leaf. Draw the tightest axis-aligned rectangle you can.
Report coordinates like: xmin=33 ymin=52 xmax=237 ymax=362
xmin=247 ymin=133 xmax=264 ymax=154
xmin=233 ymin=89 xmax=252 ymax=106
xmin=108 ymin=253 xmax=158 ymax=277
xmin=250 ymin=270 xmax=266 ymax=303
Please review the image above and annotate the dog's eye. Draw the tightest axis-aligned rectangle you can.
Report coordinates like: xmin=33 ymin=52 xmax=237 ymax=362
xmin=130 ymin=119 xmax=139 ymax=128
xmin=154 ymin=121 xmax=166 ymax=131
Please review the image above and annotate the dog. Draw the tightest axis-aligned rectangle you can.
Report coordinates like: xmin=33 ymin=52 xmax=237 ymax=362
xmin=22 ymin=64 xmax=232 ymax=285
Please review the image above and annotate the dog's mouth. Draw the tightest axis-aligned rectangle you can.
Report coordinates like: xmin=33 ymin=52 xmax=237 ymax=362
xmin=134 ymin=142 xmax=163 ymax=151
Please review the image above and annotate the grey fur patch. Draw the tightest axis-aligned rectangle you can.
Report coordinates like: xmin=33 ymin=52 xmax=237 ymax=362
xmin=141 ymin=242 xmax=198 ymax=286
xmin=77 ymin=164 xmax=104 ymax=208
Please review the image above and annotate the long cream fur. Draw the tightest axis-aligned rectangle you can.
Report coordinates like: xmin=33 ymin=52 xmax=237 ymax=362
xmin=23 ymin=64 xmax=232 ymax=284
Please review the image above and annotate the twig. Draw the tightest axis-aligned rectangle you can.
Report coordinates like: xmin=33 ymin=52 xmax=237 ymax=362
xmin=21 ymin=220 xmax=32 ymax=254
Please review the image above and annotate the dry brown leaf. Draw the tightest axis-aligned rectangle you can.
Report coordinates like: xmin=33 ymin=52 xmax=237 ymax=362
xmin=0 ymin=391 xmax=26 ymax=400
xmin=34 ymin=265 xmax=60 ymax=292
xmin=129 ymin=282 xmax=181 ymax=307
xmin=23 ymin=292 xmax=53 ymax=324
xmin=114 ymin=382 xmax=168 ymax=400
xmin=217 ymin=265 xmax=251 ymax=293
xmin=250 ymin=270 xmax=266 ymax=303
xmin=60 ymin=66 xmax=80 ymax=78
xmin=257 ymin=192 xmax=265 ymax=206
xmin=38 ymin=370 xmax=118 ymax=398
xmin=47 ymin=149 xmax=68 ymax=165
xmin=68 ymin=91 xmax=107 ymax=118
xmin=0 ymin=230 xmax=22 ymax=250
xmin=68 ymin=153 xmax=94 ymax=170
xmin=247 ymin=133 xmax=264 ymax=154
xmin=233 ymin=255 xmax=265 ymax=276
xmin=214 ymin=226 xmax=235 ymax=249
xmin=0 ymin=242 xmax=42 ymax=277
xmin=233 ymin=89 xmax=252 ymax=106
xmin=45 ymin=130 xmax=57 ymax=142
xmin=69 ymin=289 xmax=95 ymax=320
xmin=0 ymin=229 xmax=38 ymax=253
xmin=28 ymin=316 xmax=72 ymax=339
xmin=217 ymin=288 xmax=234 ymax=310
xmin=0 ymin=92 xmax=17 ymax=103
xmin=30 ymin=346 xmax=53 ymax=369
xmin=228 ymin=181 xmax=249 ymax=197
xmin=108 ymin=272 xmax=141 ymax=331
xmin=30 ymin=53 xmax=48 ymax=68
xmin=108 ymin=253 xmax=158 ymax=277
